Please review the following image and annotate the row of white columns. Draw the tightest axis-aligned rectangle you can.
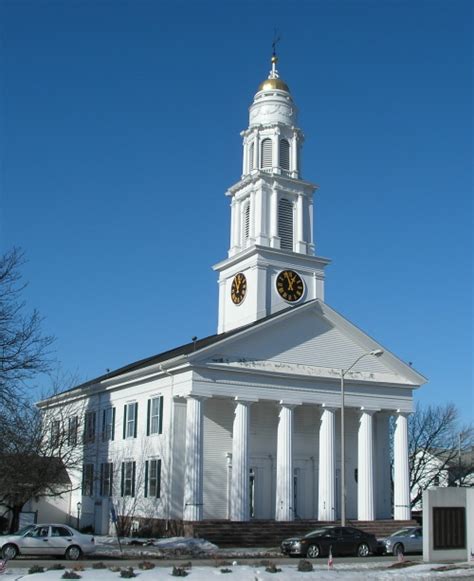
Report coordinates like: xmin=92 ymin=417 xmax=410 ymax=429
xmin=183 ymin=395 xmax=411 ymax=522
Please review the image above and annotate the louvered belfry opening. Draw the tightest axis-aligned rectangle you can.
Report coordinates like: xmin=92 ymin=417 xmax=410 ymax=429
xmin=279 ymin=139 xmax=290 ymax=170
xmin=261 ymin=138 xmax=272 ymax=169
xmin=243 ymin=203 xmax=250 ymax=243
xmin=278 ymin=198 xmax=294 ymax=251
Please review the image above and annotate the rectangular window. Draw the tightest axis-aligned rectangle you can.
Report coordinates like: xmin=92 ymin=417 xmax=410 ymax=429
xmin=100 ymin=462 xmax=113 ymax=496
xmin=68 ymin=416 xmax=78 ymax=446
xmin=121 ymin=461 xmax=136 ymax=497
xmin=433 ymin=507 xmax=466 ymax=549
xmin=147 ymin=396 xmax=163 ymax=435
xmin=123 ymin=403 xmax=138 ymax=439
xmin=84 ymin=411 xmax=96 ymax=443
xmin=50 ymin=420 xmax=61 ymax=448
xmin=145 ymin=459 xmax=161 ymax=498
xmin=82 ymin=464 xmax=94 ymax=496
xmin=102 ymin=407 xmax=115 ymax=441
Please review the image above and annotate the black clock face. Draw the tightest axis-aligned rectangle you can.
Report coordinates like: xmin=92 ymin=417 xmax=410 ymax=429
xmin=231 ymin=273 xmax=247 ymax=305
xmin=276 ymin=270 xmax=304 ymax=303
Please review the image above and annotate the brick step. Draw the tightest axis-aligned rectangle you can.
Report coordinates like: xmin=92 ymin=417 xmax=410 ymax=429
xmin=185 ymin=520 xmax=417 ymax=547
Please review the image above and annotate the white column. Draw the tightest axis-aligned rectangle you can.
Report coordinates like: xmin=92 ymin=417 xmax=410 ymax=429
xmin=249 ymin=190 xmax=256 ymax=241
xmin=254 ymin=133 xmax=260 ymax=169
xmin=394 ymin=411 xmax=411 ymax=520
xmin=229 ymin=199 xmax=236 ymax=253
xmin=183 ymin=395 xmax=205 ymax=521
xmin=296 ymin=194 xmax=305 ymax=253
xmin=291 ymin=136 xmax=298 ymax=178
xmin=308 ymin=198 xmax=315 ymax=254
xmin=272 ymin=131 xmax=280 ymax=174
xmin=231 ymin=399 xmax=251 ymax=521
xmin=357 ymin=409 xmax=375 ymax=520
xmin=318 ymin=406 xmax=336 ymax=521
xmin=242 ymin=137 xmax=247 ymax=176
xmin=276 ymin=403 xmax=296 ymax=521
xmin=270 ymin=188 xmax=279 ymax=247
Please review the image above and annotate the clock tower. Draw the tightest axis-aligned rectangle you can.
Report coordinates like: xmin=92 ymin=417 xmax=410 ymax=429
xmin=213 ymin=54 xmax=330 ymax=333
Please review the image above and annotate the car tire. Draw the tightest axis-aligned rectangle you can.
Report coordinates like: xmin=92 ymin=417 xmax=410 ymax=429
xmin=306 ymin=544 xmax=321 ymax=558
xmin=357 ymin=542 xmax=370 ymax=557
xmin=2 ymin=543 xmax=19 ymax=560
xmin=65 ymin=545 xmax=82 ymax=560
xmin=393 ymin=543 xmax=404 ymax=556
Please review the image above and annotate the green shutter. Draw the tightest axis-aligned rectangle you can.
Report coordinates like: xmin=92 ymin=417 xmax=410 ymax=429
xmin=123 ymin=405 xmax=127 ymax=439
xmin=102 ymin=410 xmax=106 ymax=441
xmin=144 ymin=461 xmax=149 ymax=498
xmin=131 ymin=462 xmax=136 ymax=497
xmin=134 ymin=403 xmax=138 ymax=438
xmin=159 ymin=396 xmax=164 ymax=434
xmin=100 ymin=464 xmax=104 ymax=496
xmin=111 ymin=407 xmax=116 ymax=441
xmin=146 ymin=399 xmax=151 ymax=436
xmin=120 ymin=463 xmax=125 ymax=497
xmin=157 ymin=459 xmax=162 ymax=498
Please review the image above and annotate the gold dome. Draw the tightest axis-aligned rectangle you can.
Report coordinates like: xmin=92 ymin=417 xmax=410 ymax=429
xmin=257 ymin=77 xmax=290 ymax=92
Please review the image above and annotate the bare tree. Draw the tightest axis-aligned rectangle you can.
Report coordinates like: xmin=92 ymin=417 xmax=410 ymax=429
xmin=0 ymin=377 xmax=85 ymax=532
xmin=409 ymin=402 xmax=474 ymax=508
xmin=0 ymin=248 xmax=54 ymax=407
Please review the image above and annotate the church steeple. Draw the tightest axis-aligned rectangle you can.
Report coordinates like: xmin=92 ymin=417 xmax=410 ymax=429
xmin=213 ymin=54 xmax=330 ymax=333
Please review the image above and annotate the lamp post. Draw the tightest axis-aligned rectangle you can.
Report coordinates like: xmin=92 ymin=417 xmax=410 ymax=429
xmin=76 ymin=502 xmax=82 ymax=530
xmin=340 ymin=349 xmax=383 ymax=526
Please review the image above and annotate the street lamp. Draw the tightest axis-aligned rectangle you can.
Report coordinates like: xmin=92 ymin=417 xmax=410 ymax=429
xmin=340 ymin=349 xmax=383 ymax=526
xmin=76 ymin=502 xmax=82 ymax=530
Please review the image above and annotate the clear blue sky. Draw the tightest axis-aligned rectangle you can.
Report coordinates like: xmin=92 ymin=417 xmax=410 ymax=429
xmin=1 ymin=1 xmax=472 ymax=422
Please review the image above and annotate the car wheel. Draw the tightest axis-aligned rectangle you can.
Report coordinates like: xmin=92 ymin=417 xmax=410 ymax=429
xmin=65 ymin=545 xmax=82 ymax=560
xmin=2 ymin=544 xmax=19 ymax=560
xmin=357 ymin=542 xmax=370 ymax=557
xmin=393 ymin=543 xmax=404 ymax=556
xmin=306 ymin=544 xmax=321 ymax=558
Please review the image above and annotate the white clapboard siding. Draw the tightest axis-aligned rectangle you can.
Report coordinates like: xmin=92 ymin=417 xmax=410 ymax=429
xmin=215 ymin=309 xmax=388 ymax=374
xmin=203 ymin=399 xmax=233 ymax=519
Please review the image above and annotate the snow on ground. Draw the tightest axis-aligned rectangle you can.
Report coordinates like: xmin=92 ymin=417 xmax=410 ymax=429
xmin=3 ymin=562 xmax=474 ymax=580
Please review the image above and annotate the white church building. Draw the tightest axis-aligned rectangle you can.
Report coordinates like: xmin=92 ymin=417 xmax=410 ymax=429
xmin=40 ymin=54 xmax=426 ymax=535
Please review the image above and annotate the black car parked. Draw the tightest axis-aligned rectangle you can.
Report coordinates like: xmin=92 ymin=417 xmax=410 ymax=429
xmin=281 ymin=525 xmax=380 ymax=558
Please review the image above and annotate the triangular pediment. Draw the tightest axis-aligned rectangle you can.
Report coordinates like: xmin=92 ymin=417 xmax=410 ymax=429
xmin=192 ymin=300 xmax=426 ymax=387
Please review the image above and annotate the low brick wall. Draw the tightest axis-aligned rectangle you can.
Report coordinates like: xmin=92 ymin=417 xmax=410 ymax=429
xmin=183 ymin=519 xmax=418 ymax=547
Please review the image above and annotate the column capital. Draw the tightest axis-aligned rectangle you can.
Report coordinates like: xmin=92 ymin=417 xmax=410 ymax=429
xmin=185 ymin=393 xmax=209 ymax=402
xmin=234 ymin=396 xmax=259 ymax=405
xmin=395 ymin=409 xmax=412 ymax=417
xmin=279 ymin=400 xmax=301 ymax=410
xmin=359 ymin=407 xmax=380 ymax=416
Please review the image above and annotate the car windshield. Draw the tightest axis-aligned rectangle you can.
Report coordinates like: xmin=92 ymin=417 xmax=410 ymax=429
xmin=390 ymin=528 xmax=412 ymax=537
xmin=14 ymin=525 xmax=35 ymax=536
xmin=304 ymin=528 xmax=329 ymax=538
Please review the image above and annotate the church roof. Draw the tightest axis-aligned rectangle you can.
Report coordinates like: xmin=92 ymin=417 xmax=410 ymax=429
xmin=42 ymin=296 xmax=426 ymax=406
xmin=49 ymin=300 xmax=313 ymax=400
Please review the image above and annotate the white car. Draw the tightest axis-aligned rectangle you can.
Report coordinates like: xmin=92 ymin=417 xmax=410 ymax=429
xmin=1 ymin=524 xmax=95 ymax=560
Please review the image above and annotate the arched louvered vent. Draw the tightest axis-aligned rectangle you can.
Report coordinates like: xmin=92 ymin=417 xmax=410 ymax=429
xmin=261 ymin=138 xmax=272 ymax=168
xmin=243 ymin=203 xmax=250 ymax=243
xmin=280 ymin=139 xmax=290 ymax=170
xmin=278 ymin=198 xmax=294 ymax=251
xmin=249 ymin=142 xmax=254 ymax=171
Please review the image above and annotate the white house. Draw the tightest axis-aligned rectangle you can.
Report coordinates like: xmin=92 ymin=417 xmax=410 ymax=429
xmin=39 ymin=54 xmax=426 ymax=534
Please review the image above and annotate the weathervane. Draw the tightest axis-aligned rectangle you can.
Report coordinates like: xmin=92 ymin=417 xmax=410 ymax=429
xmin=270 ymin=30 xmax=281 ymax=78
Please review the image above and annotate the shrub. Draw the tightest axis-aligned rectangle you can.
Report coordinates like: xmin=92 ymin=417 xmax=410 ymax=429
xmin=62 ymin=572 xmax=81 ymax=580
xmin=92 ymin=562 xmax=107 ymax=569
xmin=220 ymin=568 xmax=232 ymax=573
xmin=120 ymin=568 xmax=136 ymax=578
xmin=79 ymin=525 xmax=94 ymax=535
xmin=48 ymin=564 xmax=65 ymax=570
xmin=297 ymin=559 xmax=313 ymax=572
xmin=265 ymin=563 xmax=282 ymax=573
xmin=28 ymin=565 xmax=44 ymax=574
xmin=138 ymin=561 xmax=155 ymax=570
xmin=172 ymin=566 xmax=189 ymax=577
